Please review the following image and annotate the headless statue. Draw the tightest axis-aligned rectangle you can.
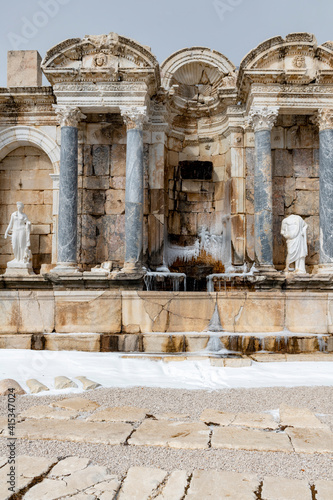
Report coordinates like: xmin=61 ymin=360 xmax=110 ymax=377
xmin=281 ymin=214 xmax=308 ymax=274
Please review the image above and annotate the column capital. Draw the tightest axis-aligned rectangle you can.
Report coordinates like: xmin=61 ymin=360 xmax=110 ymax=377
xmin=315 ymin=108 xmax=333 ymax=132
xmin=120 ymin=106 xmax=148 ymax=130
xmin=247 ymin=106 xmax=279 ymax=132
xmin=53 ymin=105 xmax=86 ymax=127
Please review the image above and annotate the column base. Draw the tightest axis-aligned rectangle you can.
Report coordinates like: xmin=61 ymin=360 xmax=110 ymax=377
xmin=315 ymin=263 xmax=333 ymax=275
xmin=253 ymin=264 xmax=279 ymax=275
xmin=50 ymin=262 xmax=81 ymax=275
xmin=4 ymin=267 xmax=35 ymax=277
xmin=120 ymin=261 xmax=145 ymax=275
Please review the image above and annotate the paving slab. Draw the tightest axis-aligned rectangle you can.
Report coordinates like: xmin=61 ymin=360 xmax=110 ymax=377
xmin=155 ymin=412 xmax=191 ymax=420
xmin=88 ymin=406 xmax=149 ymax=423
xmin=232 ymin=412 xmax=278 ymax=429
xmin=261 ymin=476 xmax=312 ymax=499
xmin=0 ymin=416 xmax=8 ymax=433
xmin=286 ymin=427 xmax=333 ymax=453
xmin=212 ymin=427 xmax=293 ymax=452
xmin=155 ymin=470 xmax=189 ymax=499
xmin=129 ymin=420 xmax=210 ymax=449
xmin=200 ymin=409 xmax=235 ymax=426
xmin=51 ymin=397 xmax=100 ymax=412
xmin=117 ymin=466 xmax=168 ymax=499
xmin=88 ymin=478 xmax=120 ymax=495
xmin=315 ymin=480 xmax=333 ymax=500
xmin=20 ymin=405 xmax=78 ymax=420
xmin=186 ymin=470 xmax=259 ymax=499
xmin=49 ymin=457 xmax=90 ymax=477
xmin=279 ymin=404 xmax=329 ymax=429
xmin=5 ymin=419 xmax=132 ymax=445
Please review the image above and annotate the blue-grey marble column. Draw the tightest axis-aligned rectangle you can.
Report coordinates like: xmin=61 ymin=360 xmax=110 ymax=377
xmin=120 ymin=107 xmax=147 ymax=273
xmin=52 ymin=106 xmax=86 ymax=272
xmin=248 ymin=106 xmax=279 ymax=271
xmin=318 ymin=109 xmax=333 ymax=274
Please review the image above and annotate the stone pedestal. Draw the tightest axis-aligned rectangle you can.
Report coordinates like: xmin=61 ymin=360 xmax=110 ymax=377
xmin=317 ymin=109 xmax=333 ymax=274
xmin=120 ymin=106 xmax=147 ymax=273
xmin=248 ymin=107 xmax=279 ymax=272
xmin=52 ymin=106 xmax=86 ymax=274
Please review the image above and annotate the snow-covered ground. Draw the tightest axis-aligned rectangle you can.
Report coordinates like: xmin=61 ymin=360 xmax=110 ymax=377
xmin=0 ymin=350 xmax=332 ymax=395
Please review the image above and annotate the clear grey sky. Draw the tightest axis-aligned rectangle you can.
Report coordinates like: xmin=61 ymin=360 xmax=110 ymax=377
xmin=0 ymin=0 xmax=331 ymax=87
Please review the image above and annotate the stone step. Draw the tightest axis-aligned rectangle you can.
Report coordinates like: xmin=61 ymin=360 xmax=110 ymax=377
xmin=0 ymin=332 xmax=332 ymax=354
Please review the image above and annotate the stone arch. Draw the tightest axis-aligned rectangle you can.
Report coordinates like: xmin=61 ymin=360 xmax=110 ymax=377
xmin=0 ymin=126 xmax=60 ymax=174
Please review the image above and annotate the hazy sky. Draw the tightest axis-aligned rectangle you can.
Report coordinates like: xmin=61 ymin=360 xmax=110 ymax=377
xmin=0 ymin=0 xmax=332 ymax=86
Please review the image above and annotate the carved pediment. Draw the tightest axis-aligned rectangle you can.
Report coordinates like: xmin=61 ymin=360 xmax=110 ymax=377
xmin=42 ymin=33 xmax=160 ymax=90
xmin=238 ymin=33 xmax=333 ymax=102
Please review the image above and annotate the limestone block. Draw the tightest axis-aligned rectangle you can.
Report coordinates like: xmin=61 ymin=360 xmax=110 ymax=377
xmin=155 ymin=470 xmax=189 ymax=500
xmin=285 ymin=293 xmax=328 ymax=333
xmin=118 ymin=467 xmax=168 ymax=500
xmin=44 ymin=334 xmax=101 ymax=352
xmin=18 ymin=291 xmax=55 ymax=334
xmin=149 ymin=143 xmax=165 ymax=189
xmin=129 ymin=420 xmax=210 ymax=449
xmin=49 ymin=456 xmax=90 ymax=477
xmin=232 ymin=412 xmax=277 ymax=429
xmin=92 ymin=145 xmax=110 ymax=176
xmin=54 ymin=290 xmax=121 ymax=333
xmin=96 ymin=214 xmax=125 ymax=262
xmin=11 ymin=419 xmax=133 ymax=445
xmin=26 ymin=379 xmax=49 ymax=394
xmin=262 ymin=477 xmax=312 ymax=500
xmin=111 ymin=144 xmax=126 ymax=176
xmin=83 ymin=176 xmax=109 ymax=190
xmin=280 ymin=405 xmax=329 ymax=429
xmin=293 ymin=149 xmax=317 ymax=177
xmin=231 ymin=214 xmax=245 ymax=264
xmin=40 ymin=234 xmax=52 ymax=254
xmin=285 ymin=427 xmax=333 ymax=453
xmin=82 ymin=189 xmax=106 ymax=216
xmin=295 ymin=178 xmax=319 ymax=191
xmin=230 ymin=148 xmax=244 ymax=177
xmin=110 ymin=176 xmax=126 ymax=189
xmin=51 ymin=397 xmax=100 ymax=412
xmin=273 ymin=177 xmax=285 ymax=216
xmin=290 ymin=190 xmax=319 ymax=217
xmin=246 ymin=214 xmax=255 ymax=261
xmin=168 ymin=150 xmax=179 ymax=167
xmin=19 ymin=405 xmax=78 ymax=420
xmin=186 ymin=470 xmax=259 ymax=500
xmin=224 ymin=358 xmax=252 ymax=367
xmin=0 ymin=378 xmax=25 ymax=395
xmin=231 ymin=177 xmax=245 ymax=214
xmin=0 ymin=189 xmax=44 ymax=205
xmin=315 ymin=480 xmax=333 ymax=500
xmin=185 ymin=335 xmax=209 ymax=352
xmin=181 ymin=180 xmax=202 ymax=193
xmin=7 ymin=50 xmax=42 ymax=87
xmin=75 ymin=376 xmax=101 ymax=390
xmin=105 ymin=189 xmax=125 ymax=214
xmin=0 ymin=335 xmax=32 ymax=349
xmin=200 ymin=409 xmax=235 ymax=426
xmin=143 ymin=334 xmax=184 ymax=353
xmin=165 ymin=293 xmax=215 ymax=332
xmin=88 ymin=406 xmax=148 ymax=423
xmin=19 ymin=170 xmax=53 ymax=191
xmin=54 ymin=376 xmax=78 ymax=390
xmin=31 ymin=224 xmax=51 ymax=235
xmin=212 ymin=427 xmax=293 ymax=452
xmin=271 ymin=126 xmax=285 ymax=149
xmin=122 ymin=292 xmax=168 ymax=333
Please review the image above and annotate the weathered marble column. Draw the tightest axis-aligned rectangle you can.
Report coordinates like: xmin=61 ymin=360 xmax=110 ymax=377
xmin=248 ymin=106 xmax=279 ymax=271
xmin=52 ymin=106 xmax=86 ymax=273
xmin=120 ymin=106 xmax=147 ymax=273
xmin=317 ymin=109 xmax=333 ymax=274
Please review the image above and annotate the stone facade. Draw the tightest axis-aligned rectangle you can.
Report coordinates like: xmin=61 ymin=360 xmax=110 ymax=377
xmin=0 ymin=32 xmax=333 ymax=278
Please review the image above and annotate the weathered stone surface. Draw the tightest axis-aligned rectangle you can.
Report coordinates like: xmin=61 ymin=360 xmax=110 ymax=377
xmin=155 ymin=470 xmax=189 ymax=500
xmin=0 ymin=335 xmax=32 ymax=350
xmin=76 ymin=376 xmax=101 ymax=390
xmin=44 ymin=334 xmax=101 ymax=352
xmin=200 ymin=409 xmax=235 ymax=426
xmin=0 ymin=378 xmax=26 ymax=395
xmin=262 ymin=476 xmax=312 ymax=499
xmin=280 ymin=405 xmax=329 ymax=429
xmin=155 ymin=412 xmax=190 ymax=420
xmin=118 ymin=467 xmax=168 ymax=500
xmin=232 ymin=412 xmax=278 ymax=429
xmin=224 ymin=358 xmax=252 ymax=367
xmin=286 ymin=427 xmax=333 ymax=453
xmin=51 ymin=397 xmax=100 ymax=412
xmin=10 ymin=419 xmax=132 ymax=444
xmin=186 ymin=470 xmax=259 ymax=500
xmin=129 ymin=420 xmax=210 ymax=449
xmin=315 ymin=480 xmax=333 ymax=500
xmin=20 ymin=405 xmax=78 ymax=420
xmin=88 ymin=406 xmax=148 ymax=422
xmin=212 ymin=427 xmax=293 ymax=452
xmin=26 ymin=379 xmax=49 ymax=394
xmin=54 ymin=376 xmax=78 ymax=390
xmin=49 ymin=457 xmax=90 ymax=477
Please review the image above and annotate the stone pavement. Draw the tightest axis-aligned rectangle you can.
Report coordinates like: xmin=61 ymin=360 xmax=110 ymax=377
xmin=0 ymin=398 xmax=332 ymax=498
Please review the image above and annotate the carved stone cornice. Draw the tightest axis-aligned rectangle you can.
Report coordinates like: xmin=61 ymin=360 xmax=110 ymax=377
xmin=316 ymin=108 xmax=333 ymax=131
xmin=120 ymin=106 xmax=147 ymax=130
xmin=247 ymin=106 xmax=279 ymax=132
xmin=53 ymin=105 xmax=86 ymax=127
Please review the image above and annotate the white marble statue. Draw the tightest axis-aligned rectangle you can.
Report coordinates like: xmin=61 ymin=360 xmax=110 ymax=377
xmin=4 ymin=202 xmax=33 ymax=269
xmin=281 ymin=215 xmax=308 ymax=274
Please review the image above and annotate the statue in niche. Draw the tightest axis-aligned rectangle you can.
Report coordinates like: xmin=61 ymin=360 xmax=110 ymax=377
xmin=4 ymin=202 xmax=33 ymax=269
xmin=281 ymin=215 xmax=308 ymax=274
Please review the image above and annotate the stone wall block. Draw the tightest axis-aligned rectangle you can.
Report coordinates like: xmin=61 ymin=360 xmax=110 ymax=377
xmin=18 ymin=291 xmax=54 ymax=334
xmin=92 ymin=145 xmax=110 ymax=176
xmin=273 ymin=150 xmax=293 ymax=177
xmin=231 ymin=178 xmax=245 ymax=214
xmin=105 ymin=189 xmax=125 ymax=215
xmin=271 ymin=126 xmax=285 ymax=149
xmin=293 ymin=149 xmax=316 ymax=177
xmin=0 ymin=291 xmax=19 ymax=333
xmin=231 ymin=214 xmax=245 ymax=265
xmin=111 ymin=144 xmax=126 ymax=177
xmin=286 ymin=294 xmax=328 ymax=334
xmin=230 ymin=148 xmax=244 ymax=177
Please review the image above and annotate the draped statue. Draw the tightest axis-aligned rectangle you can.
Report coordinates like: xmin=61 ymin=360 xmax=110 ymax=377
xmin=4 ymin=202 xmax=33 ymax=270
xmin=281 ymin=215 xmax=308 ymax=274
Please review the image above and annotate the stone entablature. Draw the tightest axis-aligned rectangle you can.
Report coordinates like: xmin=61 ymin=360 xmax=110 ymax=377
xmin=0 ymin=32 xmax=333 ymax=279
